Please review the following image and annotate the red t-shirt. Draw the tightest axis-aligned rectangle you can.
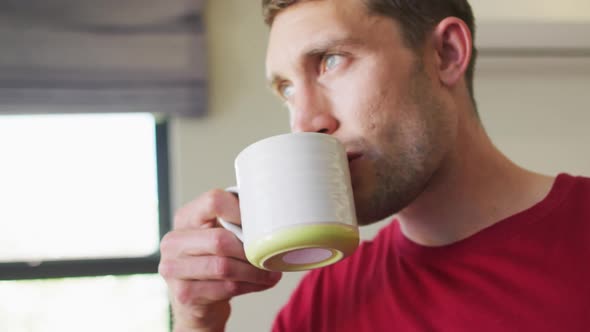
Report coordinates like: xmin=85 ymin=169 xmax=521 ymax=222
xmin=273 ymin=174 xmax=590 ymax=331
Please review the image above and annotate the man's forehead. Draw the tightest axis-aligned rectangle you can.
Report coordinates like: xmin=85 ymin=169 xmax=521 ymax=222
xmin=267 ymin=0 xmax=368 ymax=40
xmin=265 ymin=0 xmax=370 ymax=78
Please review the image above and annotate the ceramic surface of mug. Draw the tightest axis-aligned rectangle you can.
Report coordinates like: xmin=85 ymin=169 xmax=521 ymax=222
xmin=218 ymin=133 xmax=359 ymax=272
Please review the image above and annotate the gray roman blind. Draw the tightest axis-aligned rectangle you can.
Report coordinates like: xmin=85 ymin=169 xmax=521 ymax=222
xmin=0 ymin=0 xmax=207 ymax=116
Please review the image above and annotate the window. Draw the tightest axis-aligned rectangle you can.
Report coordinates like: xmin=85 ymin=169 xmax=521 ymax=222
xmin=0 ymin=113 xmax=171 ymax=331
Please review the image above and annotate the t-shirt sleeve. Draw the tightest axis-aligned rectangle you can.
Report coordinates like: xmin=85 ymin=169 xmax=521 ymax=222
xmin=272 ymin=270 xmax=324 ymax=332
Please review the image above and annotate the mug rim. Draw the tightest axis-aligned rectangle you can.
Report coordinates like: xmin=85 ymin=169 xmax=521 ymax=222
xmin=235 ymin=132 xmax=340 ymax=166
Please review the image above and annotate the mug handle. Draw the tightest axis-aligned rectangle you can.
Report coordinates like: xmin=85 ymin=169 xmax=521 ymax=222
xmin=217 ymin=186 xmax=244 ymax=242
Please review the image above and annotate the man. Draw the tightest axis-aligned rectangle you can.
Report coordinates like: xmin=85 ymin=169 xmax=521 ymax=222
xmin=159 ymin=0 xmax=590 ymax=331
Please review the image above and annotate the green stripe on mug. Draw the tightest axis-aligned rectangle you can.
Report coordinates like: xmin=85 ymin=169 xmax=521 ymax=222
xmin=245 ymin=223 xmax=359 ymax=271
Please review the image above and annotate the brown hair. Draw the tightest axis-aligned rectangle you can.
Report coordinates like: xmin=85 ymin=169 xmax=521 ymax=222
xmin=262 ymin=0 xmax=478 ymax=101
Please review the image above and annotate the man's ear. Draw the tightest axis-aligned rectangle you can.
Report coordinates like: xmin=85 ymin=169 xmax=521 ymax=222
xmin=432 ymin=17 xmax=473 ymax=88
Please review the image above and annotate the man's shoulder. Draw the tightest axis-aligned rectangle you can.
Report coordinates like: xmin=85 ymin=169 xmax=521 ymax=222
xmin=535 ymin=173 xmax=590 ymax=225
xmin=554 ymin=173 xmax=590 ymax=206
xmin=569 ymin=173 xmax=590 ymax=190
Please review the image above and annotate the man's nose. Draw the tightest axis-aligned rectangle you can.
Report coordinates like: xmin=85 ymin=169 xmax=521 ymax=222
xmin=290 ymin=87 xmax=339 ymax=134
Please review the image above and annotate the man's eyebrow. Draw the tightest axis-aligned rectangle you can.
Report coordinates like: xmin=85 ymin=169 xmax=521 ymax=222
xmin=304 ymin=36 xmax=363 ymax=56
xmin=266 ymin=36 xmax=363 ymax=89
xmin=267 ymin=73 xmax=286 ymax=93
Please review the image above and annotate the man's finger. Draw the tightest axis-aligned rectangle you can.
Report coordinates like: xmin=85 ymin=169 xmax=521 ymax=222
xmin=159 ymin=255 xmax=282 ymax=286
xmin=170 ymin=279 xmax=277 ymax=307
xmin=173 ymin=189 xmax=241 ymax=230
xmin=160 ymin=228 xmax=247 ymax=261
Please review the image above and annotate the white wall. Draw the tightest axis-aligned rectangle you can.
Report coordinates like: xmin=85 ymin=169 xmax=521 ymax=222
xmin=476 ymin=56 xmax=590 ymax=176
xmin=169 ymin=1 xmax=590 ymax=331
xmin=469 ymin=0 xmax=590 ymax=22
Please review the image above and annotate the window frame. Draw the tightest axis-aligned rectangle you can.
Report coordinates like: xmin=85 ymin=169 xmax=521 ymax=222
xmin=0 ymin=118 xmax=171 ymax=280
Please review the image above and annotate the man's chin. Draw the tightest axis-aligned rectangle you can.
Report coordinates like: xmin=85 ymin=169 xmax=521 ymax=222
xmin=352 ymin=188 xmax=408 ymax=226
xmin=353 ymin=200 xmax=396 ymax=226
xmin=355 ymin=212 xmax=393 ymax=226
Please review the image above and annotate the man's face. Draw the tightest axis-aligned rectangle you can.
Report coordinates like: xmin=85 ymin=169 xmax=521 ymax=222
xmin=266 ymin=0 xmax=456 ymax=224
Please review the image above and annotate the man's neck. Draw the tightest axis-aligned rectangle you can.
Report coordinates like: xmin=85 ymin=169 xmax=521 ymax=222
xmin=396 ymin=118 xmax=555 ymax=247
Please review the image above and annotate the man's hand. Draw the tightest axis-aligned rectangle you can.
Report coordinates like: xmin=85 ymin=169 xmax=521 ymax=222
xmin=159 ymin=189 xmax=283 ymax=332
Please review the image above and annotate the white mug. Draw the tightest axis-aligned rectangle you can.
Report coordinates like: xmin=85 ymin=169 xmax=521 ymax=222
xmin=218 ymin=133 xmax=359 ymax=272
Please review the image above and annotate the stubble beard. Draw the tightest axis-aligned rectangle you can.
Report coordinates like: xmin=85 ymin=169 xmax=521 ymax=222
xmin=355 ymin=60 xmax=448 ymax=226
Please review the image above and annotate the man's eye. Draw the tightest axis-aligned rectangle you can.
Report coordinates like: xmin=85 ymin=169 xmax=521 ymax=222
xmin=279 ymin=83 xmax=295 ymax=99
xmin=322 ymin=54 xmax=343 ymax=72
